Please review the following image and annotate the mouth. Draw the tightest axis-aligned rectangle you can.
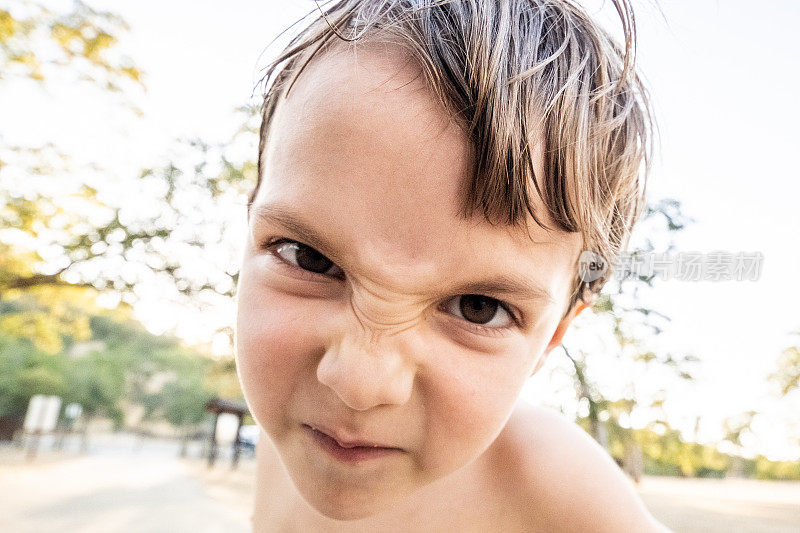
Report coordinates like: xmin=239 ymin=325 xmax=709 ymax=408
xmin=303 ymin=424 xmax=402 ymax=463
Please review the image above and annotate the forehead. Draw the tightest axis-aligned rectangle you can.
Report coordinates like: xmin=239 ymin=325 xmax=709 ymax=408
xmin=256 ymin=43 xmax=581 ymax=305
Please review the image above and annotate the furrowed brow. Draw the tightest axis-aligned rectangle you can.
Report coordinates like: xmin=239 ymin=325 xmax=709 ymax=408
xmin=251 ymin=203 xmax=556 ymax=306
xmin=451 ymin=276 xmax=556 ymax=306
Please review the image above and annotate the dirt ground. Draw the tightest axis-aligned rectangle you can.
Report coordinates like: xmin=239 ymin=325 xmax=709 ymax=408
xmin=0 ymin=434 xmax=251 ymax=533
xmin=637 ymin=475 xmax=800 ymax=533
xmin=1 ymin=434 xmax=799 ymax=532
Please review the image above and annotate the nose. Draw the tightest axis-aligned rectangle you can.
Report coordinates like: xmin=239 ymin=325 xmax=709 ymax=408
xmin=316 ymin=331 xmax=416 ymax=411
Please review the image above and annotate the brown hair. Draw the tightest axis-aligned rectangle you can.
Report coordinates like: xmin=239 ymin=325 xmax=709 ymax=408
xmin=251 ymin=0 xmax=653 ymax=318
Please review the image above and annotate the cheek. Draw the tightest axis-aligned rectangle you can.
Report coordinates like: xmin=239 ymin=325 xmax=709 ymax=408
xmin=235 ymin=272 xmax=323 ymax=429
xmin=419 ymin=335 xmax=536 ymax=473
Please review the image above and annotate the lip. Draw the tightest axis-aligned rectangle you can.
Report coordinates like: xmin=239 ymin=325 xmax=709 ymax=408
xmin=303 ymin=424 xmax=402 ymax=463
xmin=304 ymin=423 xmax=396 ymax=449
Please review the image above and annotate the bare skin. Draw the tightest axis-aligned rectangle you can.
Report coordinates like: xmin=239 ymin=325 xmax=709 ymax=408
xmin=252 ymin=402 xmax=666 ymax=532
xmin=236 ymin=42 xmax=667 ymax=532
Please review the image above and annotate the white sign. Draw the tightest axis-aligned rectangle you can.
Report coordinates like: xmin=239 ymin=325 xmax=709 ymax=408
xmin=215 ymin=413 xmax=240 ymax=444
xmin=23 ymin=395 xmax=62 ymax=433
xmin=65 ymin=403 xmax=83 ymax=420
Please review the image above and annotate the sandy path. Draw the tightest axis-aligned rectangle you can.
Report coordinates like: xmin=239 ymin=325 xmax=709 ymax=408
xmin=637 ymin=475 xmax=800 ymax=532
xmin=0 ymin=437 xmax=251 ymax=533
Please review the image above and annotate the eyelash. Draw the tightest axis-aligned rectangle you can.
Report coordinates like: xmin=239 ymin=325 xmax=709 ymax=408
xmin=260 ymin=237 xmax=522 ymax=336
xmin=440 ymin=300 xmax=521 ymax=337
xmin=262 ymin=237 xmax=345 ymax=280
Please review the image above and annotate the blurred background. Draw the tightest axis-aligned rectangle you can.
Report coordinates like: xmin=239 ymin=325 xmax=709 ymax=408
xmin=0 ymin=1 xmax=798 ymax=532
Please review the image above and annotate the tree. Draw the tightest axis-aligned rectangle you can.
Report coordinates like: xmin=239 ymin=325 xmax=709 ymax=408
xmin=771 ymin=331 xmax=800 ymax=397
xmin=721 ymin=410 xmax=758 ymax=478
xmin=561 ymin=197 xmax=698 ymax=479
xmin=562 ymin=345 xmax=609 ymax=448
xmin=0 ymin=2 xmax=248 ymax=438
xmin=1 ymin=0 xmax=144 ymax=349
xmin=0 ymin=2 xmax=250 ymax=354
xmin=0 ymin=298 xmax=239 ymax=432
xmin=0 ymin=333 xmax=67 ymax=417
xmin=769 ymin=330 xmax=800 ymax=458
xmin=0 ymin=1 xmax=141 ymax=88
xmin=64 ymin=348 xmax=127 ymax=427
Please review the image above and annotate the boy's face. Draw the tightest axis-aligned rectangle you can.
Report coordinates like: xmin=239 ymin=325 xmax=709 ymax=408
xmin=236 ymin=44 xmax=584 ymax=520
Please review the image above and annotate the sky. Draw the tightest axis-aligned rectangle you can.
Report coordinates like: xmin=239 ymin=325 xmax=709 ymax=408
xmin=2 ymin=0 xmax=798 ymax=460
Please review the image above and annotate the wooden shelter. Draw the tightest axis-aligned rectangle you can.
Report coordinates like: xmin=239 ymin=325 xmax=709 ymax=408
xmin=204 ymin=398 xmax=249 ymax=468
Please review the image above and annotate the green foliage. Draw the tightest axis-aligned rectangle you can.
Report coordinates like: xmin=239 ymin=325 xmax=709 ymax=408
xmin=0 ymin=299 xmax=240 ymax=430
xmin=577 ymin=414 xmax=800 ymax=481
xmin=63 ymin=349 xmax=126 ymax=418
xmin=0 ymin=1 xmax=142 ymax=89
xmin=0 ymin=334 xmax=66 ymax=416
xmin=150 ymin=370 xmax=214 ymax=428
xmin=0 ymin=289 xmax=93 ymax=353
xmin=753 ymin=456 xmax=800 ymax=481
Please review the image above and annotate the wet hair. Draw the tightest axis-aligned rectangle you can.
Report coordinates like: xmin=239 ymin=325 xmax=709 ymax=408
xmin=251 ymin=0 xmax=653 ymax=318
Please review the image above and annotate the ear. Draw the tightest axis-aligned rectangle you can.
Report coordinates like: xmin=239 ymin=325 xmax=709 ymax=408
xmin=530 ymin=296 xmax=595 ymax=376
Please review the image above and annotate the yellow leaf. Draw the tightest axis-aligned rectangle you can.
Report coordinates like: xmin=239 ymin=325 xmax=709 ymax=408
xmin=0 ymin=10 xmax=18 ymax=42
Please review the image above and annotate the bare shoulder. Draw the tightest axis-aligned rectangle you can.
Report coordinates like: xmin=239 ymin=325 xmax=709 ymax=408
xmin=489 ymin=403 xmax=670 ymax=533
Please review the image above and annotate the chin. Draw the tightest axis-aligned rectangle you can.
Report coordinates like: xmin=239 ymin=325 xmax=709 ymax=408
xmin=314 ymin=502 xmax=383 ymax=522
xmin=301 ymin=485 xmax=397 ymax=522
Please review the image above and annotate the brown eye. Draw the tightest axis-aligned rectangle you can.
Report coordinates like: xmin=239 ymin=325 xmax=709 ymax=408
xmin=460 ymin=295 xmax=498 ymax=324
xmin=274 ymin=241 xmax=344 ymax=277
xmin=443 ymin=294 xmax=515 ymax=328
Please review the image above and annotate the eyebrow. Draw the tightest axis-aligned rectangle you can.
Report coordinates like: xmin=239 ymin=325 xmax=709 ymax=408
xmin=450 ymin=277 xmax=556 ymax=305
xmin=252 ymin=203 xmax=346 ymax=264
xmin=251 ymin=203 xmax=556 ymax=305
